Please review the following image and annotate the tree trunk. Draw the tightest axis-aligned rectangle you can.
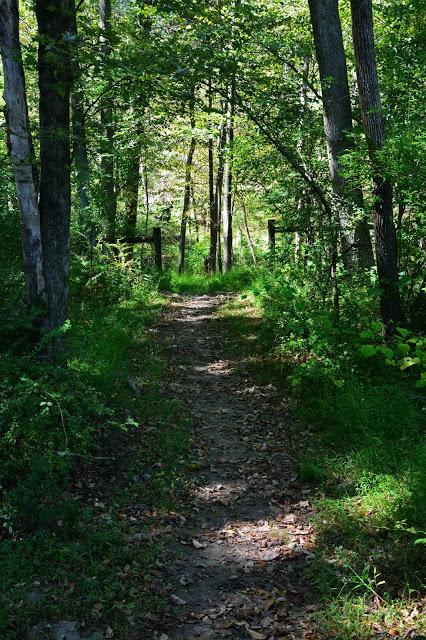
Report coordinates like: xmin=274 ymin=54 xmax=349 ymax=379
xmin=208 ymin=80 xmax=217 ymax=272
xmin=178 ymin=108 xmax=196 ymax=274
xmin=71 ymin=89 xmax=90 ymax=225
xmin=70 ymin=7 xmax=90 ymax=226
xmin=191 ymin=181 xmax=199 ymax=242
xmin=295 ymin=57 xmax=310 ymax=264
xmin=308 ymin=0 xmax=374 ymax=269
xmin=124 ymin=144 xmax=141 ymax=261
xmin=223 ymin=77 xmax=235 ymax=272
xmin=143 ymin=163 xmax=150 ymax=234
xmin=35 ymin=0 xmax=74 ymax=344
xmin=215 ymin=122 xmax=226 ymax=274
xmin=0 ymin=0 xmax=44 ymax=309
xmin=240 ymin=194 xmax=258 ymax=266
xmin=350 ymin=0 xmax=402 ymax=329
xmin=99 ymin=0 xmax=116 ymax=241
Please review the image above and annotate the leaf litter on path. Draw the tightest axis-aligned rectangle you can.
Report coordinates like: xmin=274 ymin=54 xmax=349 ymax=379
xmin=151 ymin=295 xmax=319 ymax=640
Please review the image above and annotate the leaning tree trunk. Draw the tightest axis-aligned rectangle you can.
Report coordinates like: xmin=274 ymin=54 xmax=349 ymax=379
xmin=208 ymin=80 xmax=218 ymax=272
xmin=223 ymin=76 xmax=236 ymax=273
xmin=99 ymin=0 xmax=116 ymax=242
xmin=178 ymin=108 xmax=196 ymax=274
xmin=308 ymin=0 xmax=374 ymax=269
xmin=351 ymin=0 xmax=402 ymax=330
xmin=0 ymin=0 xmax=44 ymax=308
xmin=35 ymin=0 xmax=74 ymax=341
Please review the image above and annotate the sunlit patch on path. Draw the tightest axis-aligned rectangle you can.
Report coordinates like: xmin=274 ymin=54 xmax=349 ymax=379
xmin=153 ymin=295 xmax=318 ymax=640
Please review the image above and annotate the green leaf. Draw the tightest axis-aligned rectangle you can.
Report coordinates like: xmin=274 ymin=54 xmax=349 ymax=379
xmin=400 ymin=357 xmax=420 ymax=370
xmin=359 ymin=344 xmax=377 ymax=358
xmin=397 ymin=343 xmax=410 ymax=355
xmin=377 ymin=345 xmax=394 ymax=359
xmin=397 ymin=327 xmax=410 ymax=337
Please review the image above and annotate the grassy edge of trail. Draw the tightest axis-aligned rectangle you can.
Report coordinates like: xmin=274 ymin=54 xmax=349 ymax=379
xmin=0 ymin=278 xmax=192 ymax=639
xmin=213 ymin=291 xmax=426 ymax=640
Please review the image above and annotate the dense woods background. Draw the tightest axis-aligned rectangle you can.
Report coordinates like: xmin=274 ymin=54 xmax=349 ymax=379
xmin=0 ymin=0 xmax=425 ymax=638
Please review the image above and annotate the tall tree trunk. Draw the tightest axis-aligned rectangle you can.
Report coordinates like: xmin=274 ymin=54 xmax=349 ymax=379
xmin=99 ymin=0 xmax=116 ymax=241
xmin=223 ymin=77 xmax=235 ymax=273
xmin=295 ymin=56 xmax=310 ymax=264
xmin=35 ymin=0 xmax=74 ymax=340
xmin=178 ymin=107 xmax=196 ymax=274
xmin=70 ymin=7 xmax=90 ymax=226
xmin=143 ymin=163 xmax=150 ymax=234
xmin=124 ymin=143 xmax=141 ymax=261
xmin=0 ymin=0 xmax=44 ymax=309
xmin=71 ymin=90 xmax=90 ymax=225
xmin=191 ymin=181 xmax=199 ymax=242
xmin=351 ymin=0 xmax=402 ymax=329
xmin=308 ymin=0 xmax=374 ymax=269
xmin=208 ymin=80 xmax=217 ymax=272
xmin=215 ymin=122 xmax=226 ymax=274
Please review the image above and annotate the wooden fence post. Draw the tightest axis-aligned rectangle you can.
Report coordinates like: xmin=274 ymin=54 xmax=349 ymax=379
xmin=152 ymin=226 xmax=162 ymax=272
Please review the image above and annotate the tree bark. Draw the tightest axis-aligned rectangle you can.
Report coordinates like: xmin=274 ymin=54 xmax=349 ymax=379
xmin=0 ymin=0 xmax=44 ymax=308
xmin=208 ymin=80 xmax=217 ymax=272
xmin=99 ymin=0 xmax=116 ymax=241
xmin=71 ymin=89 xmax=90 ymax=225
xmin=223 ymin=77 xmax=235 ymax=272
xmin=124 ymin=143 xmax=141 ymax=260
xmin=70 ymin=7 xmax=90 ymax=226
xmin=308 ymin=0 xmax=374 ymax=269
xmin=178 ymin=107 xmax=196 ymax=273
xmin=240 ymin=194 xmax=257 ymax=266
xmin=351 ymin=0 xmax=402 ymax=329
xmin=295 ymin=56 xmax=310 ymax=264
xmin=215 ymin=122 xmax=227 ymax=274
xmin=35 ymin=0 xmax=74 ymax=340
xmin=143 ymin=163 xmax=150 ymax=234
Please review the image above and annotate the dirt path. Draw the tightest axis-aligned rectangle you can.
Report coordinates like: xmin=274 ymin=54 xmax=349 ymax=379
xmin=154 ymin=295 xmax=317 ymax=640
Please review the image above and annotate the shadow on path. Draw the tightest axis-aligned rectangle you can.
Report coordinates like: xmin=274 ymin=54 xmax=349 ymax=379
xmin=154 ymin=295 xmax=318 ymax=640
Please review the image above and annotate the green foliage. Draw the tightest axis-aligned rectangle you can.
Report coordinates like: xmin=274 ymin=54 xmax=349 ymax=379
xmin=159 ymin=265 xmax=256 ymax=294
xmin=0 ymin=255 xmax=190 ymax=638
xmin=220 ymin=264 xmax=425 ymax=637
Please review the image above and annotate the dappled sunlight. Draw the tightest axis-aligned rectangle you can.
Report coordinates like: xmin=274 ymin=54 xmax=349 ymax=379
xmin=155 ymin=294 xmax=320 ymax=639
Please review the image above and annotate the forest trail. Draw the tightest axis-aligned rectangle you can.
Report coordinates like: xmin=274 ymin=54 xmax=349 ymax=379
xmin=154 ymin=295 xmax=317 ymax=640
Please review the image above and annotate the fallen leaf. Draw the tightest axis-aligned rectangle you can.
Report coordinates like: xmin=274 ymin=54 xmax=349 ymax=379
xmin=170 ymin=594 xmax=187 ymax=605
xmin=248 ymin=630 xmax=266 ymax=640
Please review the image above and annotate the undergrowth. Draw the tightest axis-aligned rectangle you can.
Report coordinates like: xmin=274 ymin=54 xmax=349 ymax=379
xmin=158 ymin=265 xmax=255 ymax=294
xmin=214 ymin=264 xmax=426 ymax=639
xmin=0 ymin=256 xmax=190 ymax=638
